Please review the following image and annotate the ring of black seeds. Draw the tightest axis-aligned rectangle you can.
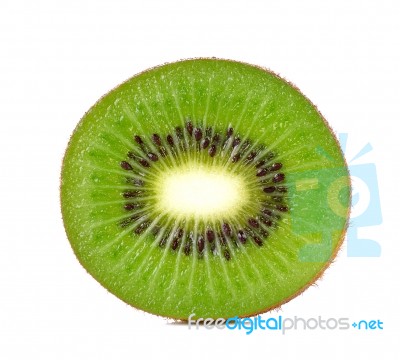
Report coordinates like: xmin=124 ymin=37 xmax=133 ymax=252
xmin=119 ymin=121 xmax=289 ymax=261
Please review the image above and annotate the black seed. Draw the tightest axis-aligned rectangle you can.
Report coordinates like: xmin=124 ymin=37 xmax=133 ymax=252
xmin=242 ymin=140 xmax=251 ymax=150
xmin=197 ymin=236 xmax=205 ymax=253
xmin=159 ymin=147 xmax=168 ymax=157
xmin=175 ymin=228 xmax=184 ymax=239
xmin=175 ymin=127 xmax=183 ymax=139
xmin=258 ymin=228 xmax=269 ymax=238
xmin=166 ymin=134 xmax=174 ymax=146
xmin=219 ymin=233 xmax=227 ymax=245
xmin=120 ymin=161 xmax=133 ymax=170
xmin=227 ymin=127 xmax=233 ymax=137
xmin=147 ymin=152 xmax=158 ymax=162
xmin=135 ymin=222 xmax=149 ymax=234
xmin=152 ymin=226 xmax=160 ymax=235
xmin=232 ymin=137 xmax=241 ymax=148
xmin=263 ymin=186 xmax=276 ymax=193
xmin=232 ymin=154 xmax=241 ymax=163
xmin=126 ymin=178 xmax=144 ymax=186
xmin=201 ymin=137 xmax=210 ymax=149
xmin=184 ymin=242 xmax=191 ymax=255
xmin=120 ymin=220 xmax=130 ymax=228
xmin=268 ymin=162 xmax=282 ymax=171
xmin=152 ymin=134 xmax=162 ymax=146
xmin=124 ymin=203 xmax=139 ymax=211
xmin=206 ymin=229 xmax=215 ymax=242
xmin=159 ymin=237 xmax=167 ymax=247
xmin=256 ymin=168 xmax=268 ymax=177
xmin=222 ymin=223 xmax=232 ymax=237
xmin=134 ymin=135 xmax=144 ymax=145
xmin=171 ymin=238 xmax=180 ymax=250
xmin=237 ymin=230 xmax=247 ymax=244
xmin=253 ymin=236 xmax=263 ymax=246
xmin=127 ymin=151 xmax=136 ymax=159
xmin=123 ymin=190 xmax=141 ymax=198
xmin=120 ymin=215 xmax=138 ymax=228
xmin=212 ymin=134 xmax=220 ymax=143
xmin=277 ymin=186 xmax=287 ymax=193
xmin=194 ymin=128 xmax=202 ymax=141
xmin=262 ymin=218 xmax=272 ymax=226
xmin=248 ymin=218 xmax=259 ymax=228
xmin=262 ymin=208 xmax=273 ymax=216
xmin=255 ymin=160 xmax=265 ymax=168
xmin=135 ymin=179 xmax=144 ymax=186
xmin=186 ymin=121 xmax=193 ymax=136
xmin=266 ymin=152 xmax=275 ymax=160
xmin=273 ymin=173 xmax=285 ymax=183
xmin=276 ymin=204 xmax=289 ymax=212
xmin=247 ymin=151 xmax=257 ymax=161
xmin=208 ymin=144 xmax=217 ymax=157
xmin=261 ymin=217 xmax=273 ymax=227
xmin=224 ymin=249 xmax=231 ymax=261
xmin=139 ymin=159 xmax=150 ymax=168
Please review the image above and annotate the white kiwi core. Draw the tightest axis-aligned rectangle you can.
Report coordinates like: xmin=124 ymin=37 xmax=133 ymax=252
xmin=157 ymin=165 xmax=249 ymax=221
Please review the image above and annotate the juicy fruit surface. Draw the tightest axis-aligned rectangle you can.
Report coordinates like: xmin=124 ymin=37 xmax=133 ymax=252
xmin=61 ymin=59 xmax=350 ymax=319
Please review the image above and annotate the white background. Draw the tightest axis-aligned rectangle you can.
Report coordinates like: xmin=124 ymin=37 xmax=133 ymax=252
xmin=1 ymin=0 xmax=399 ymax=359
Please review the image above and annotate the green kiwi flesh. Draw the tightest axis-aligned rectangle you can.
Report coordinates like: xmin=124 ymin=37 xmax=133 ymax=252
xmin=61 ymin=59 xmax=351 ymax=319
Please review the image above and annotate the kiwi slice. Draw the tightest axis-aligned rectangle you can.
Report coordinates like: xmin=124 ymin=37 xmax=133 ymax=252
xmin=61 ymin=59 xmax=350 ymax=319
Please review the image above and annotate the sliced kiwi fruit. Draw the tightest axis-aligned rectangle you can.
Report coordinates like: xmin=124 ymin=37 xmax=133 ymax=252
xmin=61 ymin=59 xmax=350 ymax=319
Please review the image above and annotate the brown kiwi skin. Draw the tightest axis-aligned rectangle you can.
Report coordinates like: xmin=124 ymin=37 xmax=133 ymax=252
xmin=60 ymin=57 xmax=351 ymax=321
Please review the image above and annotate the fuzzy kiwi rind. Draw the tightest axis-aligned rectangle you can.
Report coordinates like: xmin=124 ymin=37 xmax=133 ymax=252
xmin=61 ymin=58 xmax=351 ymax=320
